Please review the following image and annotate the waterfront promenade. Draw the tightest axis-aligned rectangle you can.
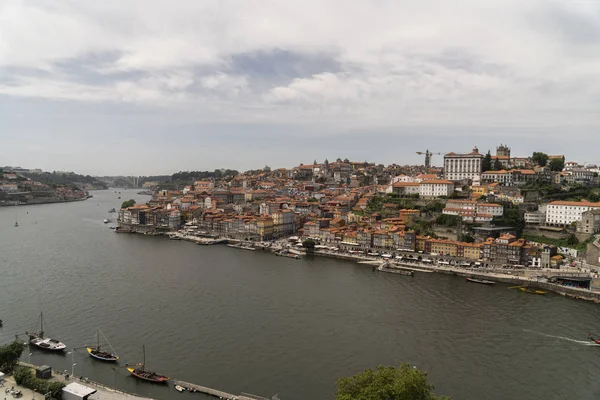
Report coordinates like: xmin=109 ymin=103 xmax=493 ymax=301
xmin=10 ymin=363 xmax=153 ymax=400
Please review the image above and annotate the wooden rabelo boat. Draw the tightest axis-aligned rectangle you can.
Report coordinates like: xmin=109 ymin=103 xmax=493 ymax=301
xmin=127 ymin=345 xmax=169 ymax=384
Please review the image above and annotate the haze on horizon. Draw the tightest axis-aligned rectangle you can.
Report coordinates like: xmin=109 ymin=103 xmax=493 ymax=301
xmin=1 ymin=1 xmax=599 ymax=176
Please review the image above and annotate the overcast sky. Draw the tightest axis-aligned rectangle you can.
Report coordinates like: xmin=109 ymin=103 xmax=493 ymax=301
xmin=1 ymin=1 xmax=599 ymax=175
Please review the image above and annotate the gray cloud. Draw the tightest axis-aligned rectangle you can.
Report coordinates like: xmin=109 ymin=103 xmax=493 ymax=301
xmin=0 ymin=0 xmax=598 ymax=174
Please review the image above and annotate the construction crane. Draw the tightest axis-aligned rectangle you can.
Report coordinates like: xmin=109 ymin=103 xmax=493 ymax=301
xmin=416 ymin=150 xmax=443 ymax=168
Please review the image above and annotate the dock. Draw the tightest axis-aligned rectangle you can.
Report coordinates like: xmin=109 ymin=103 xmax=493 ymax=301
xmin=173 ymin=380 xmax=274 ymax=400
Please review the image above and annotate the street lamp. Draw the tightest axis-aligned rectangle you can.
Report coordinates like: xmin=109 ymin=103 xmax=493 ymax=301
xmin=28 ymin=352 xmax=32 ymax=365
xmin=67 ymin=351 xmax=75 ymax=376
xmin=72 ymin=363 xmax=77 ymax=377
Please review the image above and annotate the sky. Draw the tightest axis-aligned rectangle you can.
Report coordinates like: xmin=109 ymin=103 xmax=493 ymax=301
xmin=1 ymin=0 xmax=599 ymax=176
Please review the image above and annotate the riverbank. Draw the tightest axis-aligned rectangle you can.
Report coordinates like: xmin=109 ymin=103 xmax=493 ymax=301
xmin=11 ymin=362 xmax=153 ymax=400
xmin=0 ymin=196 xmax=90 ymax=207
xmin=312 ymin=250 xmax=600 ymax=303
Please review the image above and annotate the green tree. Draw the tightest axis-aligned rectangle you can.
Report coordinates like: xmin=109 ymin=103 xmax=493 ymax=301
xmin=482 ymin=151 xmax=492 ymax=172
xmin=436 ymin=214 xmax=461 ymax=227
xmin=14 ymin=366 xmax=65 ymax=399
xmin=336 ymin=363 xmax=450 ymax=400
xmin=462 ymin=234 xmax=475 ymax=243
xmin=549 ymin=158 xmax=565 ymax=171
xmin=302 ymin=239 xmax=316 ymax=250
xmin=566 ymin=233 xmax=579 ymax=246
xmin=0 ymin=340 xmax=26 ymax=374
xmin=493 ymin=159 xmax=503 ymax=171
xmin=121 ymin=199 xmax=136 ymax=209
xmin=532 ymin=152 xmax=549 ymax=167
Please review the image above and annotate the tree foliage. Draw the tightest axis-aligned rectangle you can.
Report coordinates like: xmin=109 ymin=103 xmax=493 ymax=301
xmin=23 ymin=172 xmax=107 ymax=189
xmin=171 ymin=170 xmax=239 ymax=182
xmin=549 ymin=158 xmax=565 ymax=171
xmin=532 ymin=152 xmax=549 ymax=167
xmin=462 ymin=234 xmax=475 ymax=243
xmin=14 ymin=366 xmax=65 ymax=399
xmin=482 ymin=151 xmax=492 ymax=172
xmin=0 ymin=340 xmax=25 ymax=374
xmin=436 ymin=214 xmax=461 ymax=227
xmin=302 ymin=239 xmax=316 ymax=250
xmin=422 ymin=201 xmax=445 ymax=213
xmin=566 ymin=233 xmax=579 ymax=246
xmin=365 ymin=196 xmax=385 ymax=214
xmin=121 ymin=199 xmax=136 ymax=209
xmin=335 ymin=363 xmax=450 ymax=400
xmin=493 ymin=159 xmax=503 ymax=171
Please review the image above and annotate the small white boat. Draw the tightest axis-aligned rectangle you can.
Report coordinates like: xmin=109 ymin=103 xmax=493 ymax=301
xmin=103 ymin=219 xmax=109 ymax=224
xmin=27 ymin=312 xmax=66 ymax=352
xmin=175 ymin=385 xmax=186 ymax=393
xmin=30 ymin=336 xmax=67 ymax=351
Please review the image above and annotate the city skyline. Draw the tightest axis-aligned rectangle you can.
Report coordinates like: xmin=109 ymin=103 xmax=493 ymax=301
xmin=1 ymin=1 xmax=599 ymax=175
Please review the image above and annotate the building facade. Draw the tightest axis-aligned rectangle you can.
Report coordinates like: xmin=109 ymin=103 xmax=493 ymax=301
xmin=546 ymin=200 xmax=600 ymax=226
xmin=443 ymin=147 xmax=484 ymax=181
xmin=418 ymin=180 xmax=455 ymax=198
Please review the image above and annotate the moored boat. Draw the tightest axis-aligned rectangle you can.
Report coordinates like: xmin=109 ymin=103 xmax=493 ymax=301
xmin=86 ymin=329 xmax=119 ymax=362
xmin=466 ymin=277 xmax=495 ymax=285
xmin=175 ymin=385 xmax=186 ymax=393
xmin=27 ymin=312 xmax=66 ymax=352
xmin=127 ymin=345 xmax=169 ymax=384
xmin=519 ymin=286 xmax=547 ymax=295
xmin=103 ymin=218 xmax=109 ymax=223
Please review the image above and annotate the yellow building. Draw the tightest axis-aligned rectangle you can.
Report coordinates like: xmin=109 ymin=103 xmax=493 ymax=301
xmin=416 ymin=236 xmax=429 ymax=252
xmin=460 ymin=243 xmax=483 ymax=260
xmin=471 ymin=185 xmax=489 ymax=198
xmin=256 ymin=216 xmax=274 ymax=240
xmin=428 ymin=239 xmax=458 ymax=257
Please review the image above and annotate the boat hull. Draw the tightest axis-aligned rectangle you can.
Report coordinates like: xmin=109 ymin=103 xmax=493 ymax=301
xmin=519 ymin=287 xmax=547 ymax=295
xmin=29 ymin=337 xmax=66 ymax=352
xmin=87 ymin=347 xmax=119 ymax=362
xmin=127 ymin=367 xmax=169 ymax=384
xmin=466 ymin=277 xmax=495 ymax=285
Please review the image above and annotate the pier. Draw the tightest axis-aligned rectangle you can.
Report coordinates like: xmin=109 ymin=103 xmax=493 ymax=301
xmin=173 ymin=380 xmax=274 ymax=400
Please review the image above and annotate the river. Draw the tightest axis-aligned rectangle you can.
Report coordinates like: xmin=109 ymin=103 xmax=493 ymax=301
xmin=1 ymin=189 xmax=600 ymax=400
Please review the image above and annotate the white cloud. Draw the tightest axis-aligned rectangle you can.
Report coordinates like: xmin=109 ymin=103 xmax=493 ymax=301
xmin=0 ymin=0 xmax=599 ymax=133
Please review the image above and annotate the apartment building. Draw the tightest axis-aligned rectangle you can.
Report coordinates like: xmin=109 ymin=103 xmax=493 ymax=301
xmin=545 ymin=200 xmax=600 ymax=226
xmin=419 ymin=180 xmax=455 ymax=198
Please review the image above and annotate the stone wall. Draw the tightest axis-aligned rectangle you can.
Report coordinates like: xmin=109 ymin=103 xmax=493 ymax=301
xmin=586 ymin=237 xmax=600 ymax=267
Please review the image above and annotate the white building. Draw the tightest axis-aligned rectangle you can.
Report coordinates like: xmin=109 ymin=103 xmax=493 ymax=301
xmin=442 ymin=200 xmax=503 ymax=222
xmin=525 ymin=212 xmax=546 ymax=225
xmin=419 ymin=180 xmax=455 ymax=198
xmin=481 ymin=170 xmax=512 ymax=185
xmin=391 ymin=174 xmax=415 ymax=184
xmin=545 ymin=200 xmax=600 ymax=226
xmin=444 ymin=147 xmax=484 ymax=181
xmin=391 ymin=182 xmax=420 ymax=195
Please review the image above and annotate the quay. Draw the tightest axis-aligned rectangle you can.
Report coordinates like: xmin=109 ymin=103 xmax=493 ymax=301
xmin=173 ymin=380 xmax=274 ymax=400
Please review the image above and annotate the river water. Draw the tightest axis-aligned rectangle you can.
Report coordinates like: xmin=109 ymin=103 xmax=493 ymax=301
xmin=1 ymin=189 xmax=600 ymax=400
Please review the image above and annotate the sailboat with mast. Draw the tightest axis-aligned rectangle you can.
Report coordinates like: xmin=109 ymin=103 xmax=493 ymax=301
xmin=86 ymin=329 xmax=119 ymax=362
xmin=127 ymin=345 xmax=169 ymax=384
xmin=14 ymin=208 xmax=18 ymax=227
xmin=26 ymin=312 xmax=66 ymax=351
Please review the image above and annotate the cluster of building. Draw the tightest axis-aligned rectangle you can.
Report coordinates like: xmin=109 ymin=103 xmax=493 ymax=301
xmin=115 ymin=144 xmax=600 ymax=268
xmin=0 ymin=169 xmax=89 ymax=206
